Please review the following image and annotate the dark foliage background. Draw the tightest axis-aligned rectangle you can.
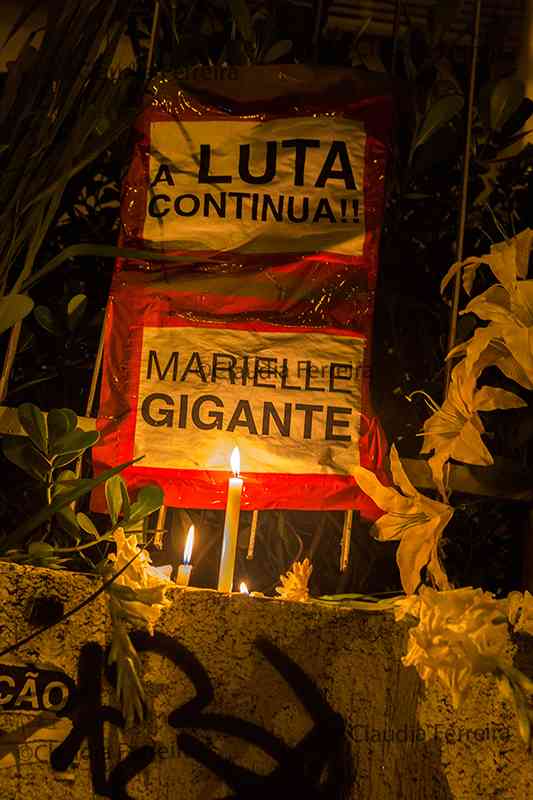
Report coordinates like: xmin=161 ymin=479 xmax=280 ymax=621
xmin=1 ymin=0 xmax=532 ymax=597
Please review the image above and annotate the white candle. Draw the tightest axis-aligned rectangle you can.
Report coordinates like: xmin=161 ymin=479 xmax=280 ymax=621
xmin=239 ymin=581 xmax=249 ymax=594
xmin=176 ymin=525 xmax=194 ymax=587
xmin=217 ymin=447 xmax=243 ymax=592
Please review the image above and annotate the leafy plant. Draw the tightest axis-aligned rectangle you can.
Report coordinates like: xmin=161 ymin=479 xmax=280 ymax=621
xmin=0 ymin=402 xmax=163 ymax=564
xmin=0 ymin=0 xmax=140 ymax=334
xmin=0 ymin=399 xmax=168 ymax=724
xmin=226 ymin=0 xmax=293 ymax=64
xmin=0 ymin=0 xmax=205 ymax=339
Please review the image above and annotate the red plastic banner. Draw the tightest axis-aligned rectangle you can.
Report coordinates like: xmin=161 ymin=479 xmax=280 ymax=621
xmin=93 ymin=66 xmax=392 ymax=516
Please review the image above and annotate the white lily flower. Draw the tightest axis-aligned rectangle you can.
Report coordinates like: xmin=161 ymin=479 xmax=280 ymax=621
xmin=441 ymin=227 xmax=532 ymax=297
xmin=108 ymin=527 xmax=175 ymax=634
xmin=352 ymin=446 xmax=454 ymax=595
xmin=420 ymin=360 xmax=525 ymax=498
xmin=443 ymin=228 xmax=533 ymax=391
xmin=399 ymin=586 xmax=511 ymax=708
xmin=448 ymin=328 xmax=533 ymax=392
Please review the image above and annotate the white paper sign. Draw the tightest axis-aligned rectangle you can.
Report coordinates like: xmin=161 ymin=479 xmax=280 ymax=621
xmin=144 ymin=117 xmax=366 ymax=255
xmin=134 ymin=326 xmax=365 ymax=474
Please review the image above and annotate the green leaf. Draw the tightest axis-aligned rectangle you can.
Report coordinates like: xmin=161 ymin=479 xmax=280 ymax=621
xmin=262 ymin=39 xmax=292 ymax=63
xmin=120 ymin=480 xmax=131 ymax=520
xmin=56 ymin=507 xmax=80 ymax=539
xmin=105 ymin=475 xmax=124 ymax=525
xmin=228 ymin=0 xmax=254 ymax=44
xmin=318 ymin=592 xmax=401 ymax=602
xmin=413 ymin=95 xmax=464 ymax=152
xmin=0 ymin=294 xmax=34 ymax=335
xmin=76 ymin=512 xmax=98 ymax=537
xmin=67 ymin=293 xmax=87 ymax=331
xmin=34 ymin=305 xmax=60 ymax=335
xmin=47 ymin=408 xmax=78 ymax=446
xmin=52 ymin=451 xmax=84 ymax=469
xmin=52 ymin=469 xmax=77 ymax=496
xmin=27 ymin=542 xmax=55 ymax=558
xmin=489 ymin=78 xmax=524 ymax=132
xmin=2 ymin=436 xmax=50 ymax=480
xmin=50 ymin=428 xmax=99 ymax=457
xmin=123 ymin=485 xmax=164 ymax=528
xmin=18 ymin=403 xmax=48 ymax=453
xmin=2 ymin=456 xmax=144 ymax=551
xmin=17 ymin=328 xmax=35 ymax=354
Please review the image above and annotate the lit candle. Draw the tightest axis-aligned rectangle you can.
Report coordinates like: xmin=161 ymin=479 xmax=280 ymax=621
xmin=239 ymin=581 xmax=249 ymax=594
xmin=217 ymin=447 xmax=243 ymax=592
xmin=176 ymin=525 xmax=194 ymax=586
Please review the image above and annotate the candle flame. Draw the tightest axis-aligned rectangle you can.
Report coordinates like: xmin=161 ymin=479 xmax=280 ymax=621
xmin=239 ymin=582 xmax=249 ymax=594
xmin=184 ymin=525 xmax=194 ymax=565
xmin=230 ymin=446 xmax=240 ymax=476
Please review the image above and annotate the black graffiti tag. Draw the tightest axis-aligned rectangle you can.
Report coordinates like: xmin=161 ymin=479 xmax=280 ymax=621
xmin=42 ymin=633 xmax=352 ymax=799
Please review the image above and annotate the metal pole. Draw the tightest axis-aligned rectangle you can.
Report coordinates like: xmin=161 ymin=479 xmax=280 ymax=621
xmin=85 ymin=313 xmax=107 ymax=418
xmin=444 ymin=0 xmax=483 ymax=390
xmin=312 ymin=0 xmax=323 ymax=64
xmin=145 ymin=1 xmax=161 ymax=81
xmin=154 ymin=505 xmax=167 ymax=549
xmin=340 ymin=509 xmax=353 ymax=572
xmin=246 ymin=510 xmax=259 ymax=559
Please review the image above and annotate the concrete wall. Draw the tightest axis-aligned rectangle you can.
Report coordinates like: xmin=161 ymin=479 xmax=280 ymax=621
xmin=0 ymin=562 xmax=532 ymax=799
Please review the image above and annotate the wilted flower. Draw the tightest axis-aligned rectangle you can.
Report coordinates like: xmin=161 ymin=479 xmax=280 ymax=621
xmin=108 ymin=527 xmax=175 ymax=634
xmin=507 ymin=590 xmax=533 ymax=636
xmin=106 ymin=528 xmax=176 ymax=727
xmin=400 ymin=586 xmax=510 ymax=708
xmin=353 ymin=446 xmax=454 ymax=594
xmin=397 ymin=585 xmax=533 ymax=747
xmin=275 ymin=558 xmax=313 ymax=602
xmin=394 ymin=594 xmax=421 ymax=621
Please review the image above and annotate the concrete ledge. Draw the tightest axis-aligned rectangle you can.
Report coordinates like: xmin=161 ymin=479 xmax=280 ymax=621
xmin=0 ymin=564 xmax=532 ymax=798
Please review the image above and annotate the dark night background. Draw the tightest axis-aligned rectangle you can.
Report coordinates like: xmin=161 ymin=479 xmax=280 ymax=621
xmin=0 ymin=0 xmax=532 ymax=598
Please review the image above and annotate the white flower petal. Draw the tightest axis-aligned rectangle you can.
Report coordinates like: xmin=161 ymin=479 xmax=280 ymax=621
xmin=500 ymin=325 xmax=533 ymax=383
xmin=389 ymin=444 xmax=418 ymax=499
xmin=514 ymin=228 xmax=533 ymax=279
xmin=485 ymin=242 xmax=519 ymax=292
xmin=449 ymin=418 xmax=493 ymax=465
xmin=474 ymin=386 xmax=526 ymax=412
xmin=352 ymin=465 xmax=412 ymax=514
xmin=511 ymin=280 xmax=533 ymax=325
xmin=463 ymin=284 xmax=512 ymax=324
xmin=396 ymin=526 xmax=437 ymax=595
